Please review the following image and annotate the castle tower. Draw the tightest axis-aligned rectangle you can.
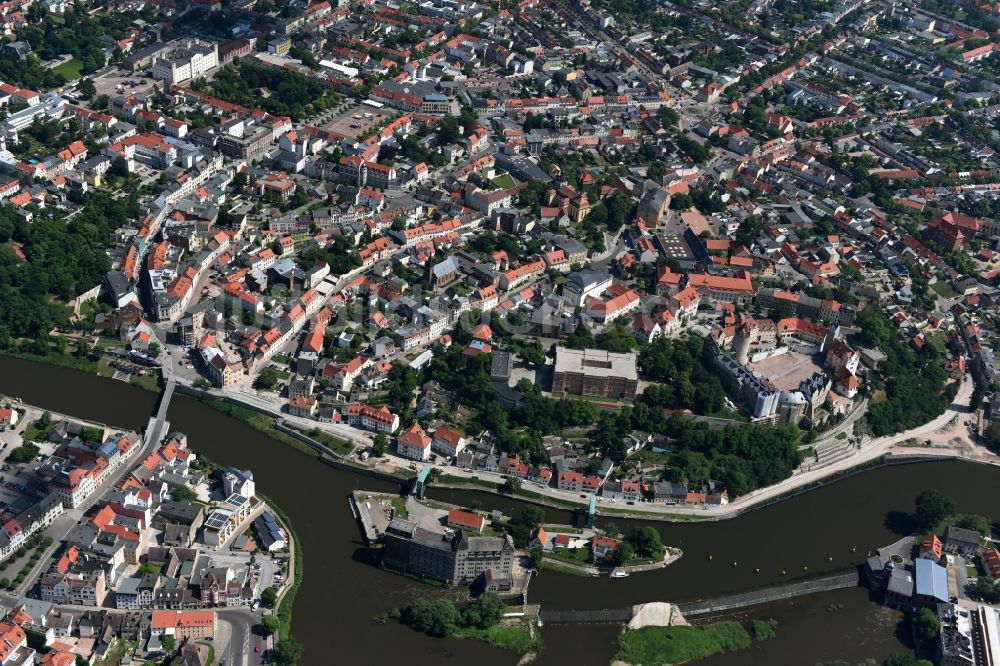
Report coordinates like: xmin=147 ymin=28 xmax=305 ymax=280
xmin=734 ymin=321 xmax=753 ymax=365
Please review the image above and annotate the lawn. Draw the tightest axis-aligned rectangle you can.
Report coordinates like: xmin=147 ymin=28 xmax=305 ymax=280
xmin=628 ymin=450 xmax=674 ymax=467
xmin=540 ymin=560 xmax=589 ymax=577
xmin=489 ymin=173 xmax=516 ymax=190
xmin=437 ymin=474 xmax=499 ymax=489
xmin=129 ymin=371 xmax=161 ymax=393
xmin=546 ymin=547 xmax=590 ymax=565
xmin=198 ymin=399 xmax=320 ymax=459
xmin=454 ymin=619 xmax=540 ymax=654
xmin=389 ymin=497 xmax=409 ymax=519
xmin=930 ymin=281 xmax=958 ymax=298
xmin=616 ymin=622 xmax=753 ymax=666
xmin=22 ymin=420 xmax=49 ymax=443
xmin=294 ymin=425 xmax=354 ymax=455
xmin=52 ymin=58 xmax=83 ymax=80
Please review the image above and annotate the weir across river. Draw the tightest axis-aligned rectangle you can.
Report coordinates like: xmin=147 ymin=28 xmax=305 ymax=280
xmin=537 ymin=570 xmax=861 ymax=625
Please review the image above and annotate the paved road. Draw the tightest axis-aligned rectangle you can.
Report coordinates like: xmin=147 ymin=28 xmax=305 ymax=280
xmin=219 ymin=608 xmax=262 ymax=666
xmin=222 ymin=388 xmax=373 ymax=450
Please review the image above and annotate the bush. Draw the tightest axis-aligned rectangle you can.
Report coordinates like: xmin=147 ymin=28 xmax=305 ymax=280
xmin=914 ymin=607 xmax=941 ymax=641
xmin=752 ymin=619 xmax=777 ymax=641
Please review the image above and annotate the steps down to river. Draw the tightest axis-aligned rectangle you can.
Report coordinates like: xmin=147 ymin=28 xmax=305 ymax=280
xmin=797 ymin=438 xmax=858 ymax=475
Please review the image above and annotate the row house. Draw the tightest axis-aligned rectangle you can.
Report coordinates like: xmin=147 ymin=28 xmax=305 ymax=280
xmin=556 ymin=470 xmax=602 ymax=493
xmin=498 ymin=258 xmax=546 ymax=291
xmin=40 ymin=568 xmax=107 ymax=607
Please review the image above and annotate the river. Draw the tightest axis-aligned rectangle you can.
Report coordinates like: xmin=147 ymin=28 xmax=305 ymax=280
xmin=3 ymin=356 xmax=997 ymax=665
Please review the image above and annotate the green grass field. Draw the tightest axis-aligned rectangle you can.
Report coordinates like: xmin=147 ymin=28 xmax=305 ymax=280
xmin=490 ymin=173 xmax=516 ymax=189
xmin=616 ymin=622 xmax=753 ymax=665
xmin=454 ymin=619 xmax=540 ymax=654
xmin=52 ymin=59 xmax=83 ymax=80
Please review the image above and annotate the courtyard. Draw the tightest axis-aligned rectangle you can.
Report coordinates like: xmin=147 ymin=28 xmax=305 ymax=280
xmin=748 ymin=350 xmax=824 ymax=391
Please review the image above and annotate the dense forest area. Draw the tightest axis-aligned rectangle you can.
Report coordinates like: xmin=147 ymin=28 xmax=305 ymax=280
xmin=858 ymin=306 xmax=955 ymax=436
xmin=0 ymin=193 xmax=139 ymax=344
xmin=194 ymin=62 xmax=341 ymax=120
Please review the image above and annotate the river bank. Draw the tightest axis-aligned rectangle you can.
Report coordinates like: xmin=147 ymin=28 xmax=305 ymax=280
xmin=5 ymin=355 xmax=996 ymax=665
xmin=8 ymin=347 xmax=992 ymax=531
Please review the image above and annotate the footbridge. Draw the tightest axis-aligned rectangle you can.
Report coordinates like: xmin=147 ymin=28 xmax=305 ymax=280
xmin=144 ymin=377 xmax=175 ymax=446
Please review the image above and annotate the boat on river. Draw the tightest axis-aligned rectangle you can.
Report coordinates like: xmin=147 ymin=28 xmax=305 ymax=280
xmin=610 ymin=569 xmax=630 ymax=578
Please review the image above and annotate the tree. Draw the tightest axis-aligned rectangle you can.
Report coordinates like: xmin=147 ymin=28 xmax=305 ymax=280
xmin=254 ymin=367 xmax=281 ymax=390
xmin=882 ymin=655 xmax=933 ymax=666
xmin=261 ymin=587 xmax=278 ymax=606
xmin=110 ymin=156 xmax=129 ymax=178
xmin=914 ymin=489 xmax=956 ymax=530
xmin=519 ymin=506 xmax=545 ymax=531
xmin=610 ymin=541 xmax=634 ymax=566
xmin=626 ymin=526 xmax=664 ymax=558
xmin=974 ymin=577 xmax=1000 ymax=603
xmin=399 ymin=598 xmax=461 ymax=636
xmin=173 ymin=486 xmax=197 ymax=502
xmin=148 ymin=342 xmax=161 ymax=358
xmin=515 ymin=339 xmax=546 ymax=366
xmin=193 ymin=377 xmax=212 ymax=390
xmin=670 ymin=193 xmax=693 ymax=210
xmin=955 ymin=514 xmax=991 ymax=538
xmin=8 ymin=443 xmax=39 ymax=464
xmin=565 ymin=323 xmax=595 ymax=350
xmin=261 ymin=615 xmax=281 ymax=635
xmin=77 ymin=78 xmax=96 ymax=99
xmin=528 ymin=548 xmax=543 ymax=570
xmin=768 ymin=298 xmax=795 ymax=321
xmin=271 ymin=638 xmax=304 ymax=666
xmin=462 ymin=592 xmax=506 ymax=629
xmin=161 ymin=635 xmax=176 ymax=652
xmin=914 ymin=607 xmax=940 ymax=641
xmin=499 ymin=477 xmax=522 ymax=495
xmin=373 ymin=434 xmax=388 ymax=457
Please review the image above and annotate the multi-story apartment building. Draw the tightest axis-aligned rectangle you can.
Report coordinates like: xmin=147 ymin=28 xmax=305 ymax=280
xmin=152 ymin=40 xmax=219 ymax=85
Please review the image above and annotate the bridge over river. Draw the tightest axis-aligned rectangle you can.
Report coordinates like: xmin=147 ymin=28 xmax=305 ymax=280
xmin=537 ymin=570 xmax=861 ymax=625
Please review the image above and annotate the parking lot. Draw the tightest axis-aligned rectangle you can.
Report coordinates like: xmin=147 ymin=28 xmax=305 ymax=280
xmin=90 ymin=68 xmax=158 ymax=100
xmin=321 ymin=103 xmax=395 ymax=139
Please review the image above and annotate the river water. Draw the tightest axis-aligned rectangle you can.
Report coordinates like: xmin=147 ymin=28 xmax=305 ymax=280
xmin=3 ymin=356 xmax=997 ymax=665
